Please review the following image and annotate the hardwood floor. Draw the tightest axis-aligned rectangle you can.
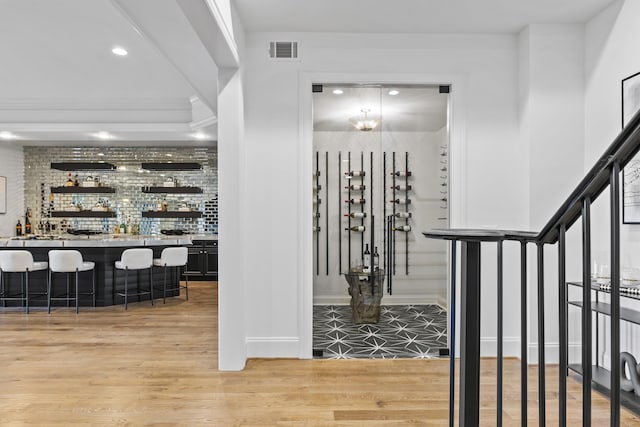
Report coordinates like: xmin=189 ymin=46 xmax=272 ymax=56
xmin=0 ymin=281 xmax=638 ymax=426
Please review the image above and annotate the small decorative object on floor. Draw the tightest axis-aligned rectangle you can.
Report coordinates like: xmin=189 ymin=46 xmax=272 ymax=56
xmin=344 ymin=268 xmax=385 ymax=323
xmin=620 ymin=352 xmax=640 ymax=396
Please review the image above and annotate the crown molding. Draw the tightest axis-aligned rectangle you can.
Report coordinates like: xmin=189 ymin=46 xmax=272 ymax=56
xmin=0 ymin=98 xmax=190 ymax=111
xmin=0 ymin=123 xmax=192 ymax=133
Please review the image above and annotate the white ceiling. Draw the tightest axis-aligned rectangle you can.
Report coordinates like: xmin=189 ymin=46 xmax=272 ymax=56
xmin=0 ymin=0 xmax=219 ymax=145
xmin=0 ymin=0 xmax=617 ymax=145
xmin=234 ymin=0 xmax=616 ymax=34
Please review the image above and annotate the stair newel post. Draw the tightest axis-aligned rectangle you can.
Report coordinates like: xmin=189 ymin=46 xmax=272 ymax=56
xmin=582 ymin=196 xmax=593 ymax=426
xmin=497 ymin=239 xmax=504 ymax=427
xmin=520 ymin=240 xmax=528 ymax=427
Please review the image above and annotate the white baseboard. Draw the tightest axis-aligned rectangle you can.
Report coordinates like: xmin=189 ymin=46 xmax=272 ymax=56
xmin=246 ymin=337 xmax=300 ymax=358
xmin=477 ymin=338 xmax=582 ymax=364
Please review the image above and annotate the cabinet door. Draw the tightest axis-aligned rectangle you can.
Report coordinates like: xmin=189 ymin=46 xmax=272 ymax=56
xmin=204 ymin=241 xmax=218 ymax=279
xmin=184 ymin=244 xmax=203 ymax=276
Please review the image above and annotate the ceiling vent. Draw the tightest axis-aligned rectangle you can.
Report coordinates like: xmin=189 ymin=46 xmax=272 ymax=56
xmin=269 ymin=41 xmax=299 ymax=60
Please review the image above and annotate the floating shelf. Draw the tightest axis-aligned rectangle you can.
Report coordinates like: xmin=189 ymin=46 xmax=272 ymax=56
xmin=50 ymin=211 xmax=116 ymax=218
xmin=567 ymin=300 xmax=640 ymax=324
xmin=51 ymin=162 xmax=116 ymax=171
xmin=51 ymin=186 xmax=116 ymax=194
xmin=142 ymin=211 xmax=202 ymax=218
xmin=569 ymin=364 xmax=640 ymax=416
xmin=141 ymin=162 xmax=202 ymax=171
xmin=141 ymin=186 xmax=203 ymax=194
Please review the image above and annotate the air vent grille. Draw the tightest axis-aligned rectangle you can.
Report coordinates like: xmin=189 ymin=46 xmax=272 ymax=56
xmin=269 ymin=41 xmax=299 ymax=59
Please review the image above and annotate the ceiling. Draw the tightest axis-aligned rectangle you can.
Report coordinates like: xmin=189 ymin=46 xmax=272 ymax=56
xmin=0 ymin=0 xmax=219 ymax=145
xmin=234 ymin=0 xmax=616 ymax=34
xmin=313 ymin=85 xmax=448 ymax=133
xmin=0 ymin=0 xmax=617 ymax=145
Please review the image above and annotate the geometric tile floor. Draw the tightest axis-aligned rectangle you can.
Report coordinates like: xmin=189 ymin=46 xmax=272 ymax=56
xmin=313 ymin=304 xmax=448 ymax=359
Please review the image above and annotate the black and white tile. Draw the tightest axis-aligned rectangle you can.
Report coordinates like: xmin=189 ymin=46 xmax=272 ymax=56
xmin=313 ymin=304 xmax=448 ymax=359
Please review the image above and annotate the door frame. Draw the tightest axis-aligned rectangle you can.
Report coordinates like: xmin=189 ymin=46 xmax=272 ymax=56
xmin=297 ymin=71 xmax=468 ymax=358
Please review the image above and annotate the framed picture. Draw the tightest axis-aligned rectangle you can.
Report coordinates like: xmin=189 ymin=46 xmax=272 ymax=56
xmin=622 ymin=71 xmax=640 ymax=223
xmin=0 ymin=176 xmax=5 ymax=214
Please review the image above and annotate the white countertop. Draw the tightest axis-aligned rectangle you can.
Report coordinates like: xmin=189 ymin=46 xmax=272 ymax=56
xmin=0 ymin=234 xmax=217 ymax=247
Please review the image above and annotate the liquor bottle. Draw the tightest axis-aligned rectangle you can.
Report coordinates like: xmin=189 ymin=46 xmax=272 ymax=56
xmin=45 ymin=219 xmax=51 ymax=233
xmin=344 ymin=212 xmax=366 ymax=218
xmin=65 ymin=173 xmax=74 ymax=187
xmin=394 ymin=225 xmax=412 ymax=232
xmin=395 ymin=211 xmax=412 ymax=218
xmin=73 ymin=174 xmax=80 ymax=186
xmin=345 ymin=198 xmax=365 ymax=204
xmin=344 ymin=171 xmax=365 ymax=177
xmin=345 ymin=184 xmax=365 ymax=191
xmin=363 ymin=244 xmax=371 ymax=273
xmin=391 ymin=171 xmax=412 ymax=177
xmin=345 ymin=226 xmax=365 ymax=232
xmin=391 ymin=184 xmax=412 ymax=191
xmin=119 ymin=221 xmax=127 ymax=234
xmin=373 ymin=246 xmax=380 ymax=270
xmin=25 ymin=215 xmax=31 ymax=234
xmin=16 ymin=220 xmax=22 ymax=236
xmin=390 ymin=198 xmax=411 ymax=204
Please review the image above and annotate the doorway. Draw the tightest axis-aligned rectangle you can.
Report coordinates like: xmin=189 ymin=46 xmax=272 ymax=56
xmin=311 ymin=83 xmax=450 ymax=358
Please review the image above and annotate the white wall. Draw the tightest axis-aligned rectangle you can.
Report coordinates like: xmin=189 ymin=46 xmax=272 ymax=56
xmin=0 ymin=142 xmax=24 ymax=237
xmin=584 ymin=0 xmax=640 ymax=367
xmin=240 ymin=31 xmax=529 ymax=359
xmin=518 ymin=24 xmax=587 ymax=364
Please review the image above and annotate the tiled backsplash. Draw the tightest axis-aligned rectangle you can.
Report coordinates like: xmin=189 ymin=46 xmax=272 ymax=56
xmin=24 ymin=146 xmax=217 ymax=235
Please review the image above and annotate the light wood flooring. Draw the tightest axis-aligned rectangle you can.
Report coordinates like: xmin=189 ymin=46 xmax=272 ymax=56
xmin=0 ymin=281 xmax=638 ymax=426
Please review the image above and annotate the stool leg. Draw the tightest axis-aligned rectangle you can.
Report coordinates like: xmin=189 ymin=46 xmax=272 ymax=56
xmin=163 ymin=265 xmax=167 ymax=304
xmin=184 ymin=266 xmax=188 ymax=301
xmin=149 ymin=267 xmax=154 ymax=306
xmin=75 ymin=269 xmax=79 ymax=315
xmin=92 ymin=268 xmax=96 ymax=308
xmin=25 ymin=270 xmax=29 ymax=314
xmin=48 ymin=269 xmax=52 ymax=314
xmin=124 ymin=268 xmax=128 ymax=311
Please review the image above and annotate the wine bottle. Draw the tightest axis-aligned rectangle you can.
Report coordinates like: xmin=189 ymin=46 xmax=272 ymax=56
xmin=74 ymin=174 xmax=80 ymax=186
xmin=314 ymin=212 xmax=321 ymax=218
xmin=363 ymin=244 xmax=371 ymax=273
xmin=391 ymin=184 xmax=412 ymax=191
xmin=391 ymin=171 xmax=412 ymax=177
xmin=373 ymin=246 xmax=380 ymax=270
xmin=395 ymin=212 xmax=412 ymax=219
xmin=313 ymin=226 xmax=321 ymax=232
xmin=394 ymin=225 xmax=412 ymax=232
xmin=313 ymin=198 xmax=321 ymax=204
xmin=65 ymin=173 xmax=74 ymax=187
xmin=344 ymin=212 xmax=366 ymax=218
xmin=390 ymin=198 xmax=411 ymax=204
xmin=16 ymin=220 xmax=22 ymax=236
xmin=345 ymin=184 xmax=365 ymax=191
xmin=313 ymin=184 xmax=322 ymax=191
xmin=345 ymin=198 xmax=365 ymax=204
xmin=345 ymin=226 xmax=365 ymax=232
xmin=344 ymin=171 xmax=365 ymax=177
xmin=25 ymin=216 xmax=31 ymax=234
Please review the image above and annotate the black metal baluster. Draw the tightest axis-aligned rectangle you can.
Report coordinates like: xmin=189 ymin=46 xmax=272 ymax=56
xmin=497 ymin=239 xmax=504 ymax=427
xmin=582 ymin=196 xmax=592 ymax=427
xmin=536 ymin=242 xmax=546 ymax=427
xmin=559 ymin=224 xmax=567 ymax=427
xmin=338 ymin=152 xmax=342 ymax=274
xmin=360 ymin=151 xmax=364 ymax=256
xmin=405 ymin=151 xmax=409 ymax=275
xmin=521 ymin=240 xmax=528 ymax=427
xmin=449 ymin=239 xmax=457 ymax=427
xmin=610 ymin=163 xmax=621 ymax=427
xmin=315 ymin=151 xmax=319 ymax=276
xmin=348 ymin=152 xmax=351 ymax=266
xmin=325 ymin=151 xmax=329 ymax=276
xmin=460 ymin=240 xmax=481 ymax=427
xmin=383 ymin=152 xmax=386 ymax=273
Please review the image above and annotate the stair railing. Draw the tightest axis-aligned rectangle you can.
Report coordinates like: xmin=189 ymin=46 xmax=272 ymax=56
xmin=424 ymin=108 xmax=640 ymax=426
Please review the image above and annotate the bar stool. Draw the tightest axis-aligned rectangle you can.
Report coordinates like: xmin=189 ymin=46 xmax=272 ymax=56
xmin=48 ymin=250 xmax=95 ymax=314
xmin=0 ymin=250 xmax=48 ymax=313
xmin=114 ymin=248 xmax=153 ymax=310
xmin=153 ymin=246 xmax=189 ymax=303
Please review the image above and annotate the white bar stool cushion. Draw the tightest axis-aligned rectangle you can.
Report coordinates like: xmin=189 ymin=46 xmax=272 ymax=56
xmin=153 ymin=247 xmax=188 ymax=267
xmin=115 ymin=248 xmax=153 ymax=270
xmin=48 ymin=250 xmax=94 ymax=272
xmin=0 ymin=250 xmax=48 ymax=272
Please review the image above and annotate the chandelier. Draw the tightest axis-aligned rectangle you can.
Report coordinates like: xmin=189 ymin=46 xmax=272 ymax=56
xmin=349 ymin=108 xmax=379 ymax=131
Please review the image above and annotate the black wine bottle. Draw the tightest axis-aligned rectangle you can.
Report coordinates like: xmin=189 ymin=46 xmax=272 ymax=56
xmin=16 ymin=220 xmax=22 ymax=236
xmin=391 ymin=184 xmax=412 ymax=191
xmin=391 ymin=171 xmax=412 ymax=177
xmin=390 ymin=198 xmax=411 ymax=204
xmin=345 ymin=198 xmax=365 ymax=204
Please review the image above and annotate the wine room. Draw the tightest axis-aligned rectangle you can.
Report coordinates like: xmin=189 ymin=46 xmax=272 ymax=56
xmin=311 ymin=84 xmax=450 ymax=359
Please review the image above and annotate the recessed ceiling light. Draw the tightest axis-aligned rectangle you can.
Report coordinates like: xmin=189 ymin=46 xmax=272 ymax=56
xmin=94 ymin=131 xmax=112 ymax=140
xmin=111 ymin=46 xmax=128 ymax=56
xmin=193 ymin=132 xmax=207 ymax=140
xmin=0 ymin=131 xmax=15 ymax=140
xmin=388 ymin=90 xmax=399 ymax=96
xmin=333 ymin=89 xmax=344 ymax=95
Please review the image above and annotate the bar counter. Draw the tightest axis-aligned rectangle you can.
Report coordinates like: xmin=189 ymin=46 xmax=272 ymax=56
xmin=0 ymin=234 xmax=217 ymax=308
